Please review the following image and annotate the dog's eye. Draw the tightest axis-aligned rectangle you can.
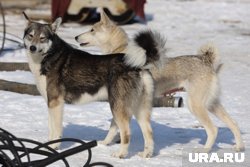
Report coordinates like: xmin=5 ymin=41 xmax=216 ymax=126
xmin=90 ymin=28 xmax=94 ymax=32
xmin=28 ymin=34 xmax=33 ymax=38
xmin=40 ymin=37 xmax=46 ymax=41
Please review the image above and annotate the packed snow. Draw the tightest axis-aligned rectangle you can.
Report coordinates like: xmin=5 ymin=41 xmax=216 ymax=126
xmin=0 ymin=0 xmax=249 ymax=166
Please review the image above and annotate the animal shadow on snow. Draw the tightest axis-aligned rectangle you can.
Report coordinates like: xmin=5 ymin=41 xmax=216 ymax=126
xmin=62 ymin=119 xmax=235 ymax=156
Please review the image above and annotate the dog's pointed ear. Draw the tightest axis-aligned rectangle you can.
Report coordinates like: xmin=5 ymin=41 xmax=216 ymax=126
xmin=51 ymin=17 xmax=62 ymax=32
xmin=100 ymin=9 xmax=113 ymax=25
xmin=23 ymin=11 xmax=31 ymax=24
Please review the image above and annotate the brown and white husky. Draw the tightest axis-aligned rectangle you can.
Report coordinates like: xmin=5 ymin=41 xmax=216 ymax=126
xmin=75 ymin=11 xmax=245 ymax=152
xmin=22 ymin=12 xmax=167 ymax=158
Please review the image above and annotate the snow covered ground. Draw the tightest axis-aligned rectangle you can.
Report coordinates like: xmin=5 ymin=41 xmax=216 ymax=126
xmin=0 ymin=0 xmax=250 ymax=166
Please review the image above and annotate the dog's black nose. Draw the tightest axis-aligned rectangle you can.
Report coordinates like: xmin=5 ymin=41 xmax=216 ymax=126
xmin=75 ymin=36 xmax=78 ymax=41
xmin=30 ymin=45 xmax=37 ymax=52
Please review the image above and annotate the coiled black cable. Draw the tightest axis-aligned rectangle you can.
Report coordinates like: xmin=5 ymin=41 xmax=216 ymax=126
xmin=0 ymin=2 xmax=24 ymax=56
xmin=0 ymin=128 xmax=113 ymax=167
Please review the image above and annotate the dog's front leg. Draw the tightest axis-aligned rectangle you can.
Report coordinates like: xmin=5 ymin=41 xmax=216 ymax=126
xmin=48 ymin=96 xmax=64 ymax=149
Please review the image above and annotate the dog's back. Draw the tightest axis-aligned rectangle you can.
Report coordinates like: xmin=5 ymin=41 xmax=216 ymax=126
xmin=41 ymin=33 xmax=141 ymax=105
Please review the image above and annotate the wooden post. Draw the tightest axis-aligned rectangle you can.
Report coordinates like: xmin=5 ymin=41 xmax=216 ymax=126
xmin=0 ymin=79 xmax=39 ymax=95
xmin=0 ymin=62 xmax=30 ymax=71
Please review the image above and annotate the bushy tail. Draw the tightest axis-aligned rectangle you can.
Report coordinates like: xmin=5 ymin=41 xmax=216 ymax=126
xmin=124 ymin=30 xmax=167 ymax=69
xmin=198 ymin=43 xmax=222 ymax=73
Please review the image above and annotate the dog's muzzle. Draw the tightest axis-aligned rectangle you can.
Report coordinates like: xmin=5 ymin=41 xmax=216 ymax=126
xmin=75 ymin=36 xmax=89 ymax=46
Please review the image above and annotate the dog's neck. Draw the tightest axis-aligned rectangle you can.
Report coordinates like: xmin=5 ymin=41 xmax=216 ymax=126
xmin=27 ymin=51 xmax=43 ymax=65
xmin=107 ymin=43 xmax=128 ymax=54
xmin=102 ymin=27 xmax=128 ymax=54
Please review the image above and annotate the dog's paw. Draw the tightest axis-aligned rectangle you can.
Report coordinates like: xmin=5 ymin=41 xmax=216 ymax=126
xmin=111 ymin=151 xmax=127 ymax=158
xmin=98 ymin=140 xmax=109 ymax=146
xmin=137 ymin=146 xmax=154 ymax=158
xmin=49 ymin=143 xmax=60 ymax=150
xmin=137 ymin=151 xmax=153 ymax=158
xmin=233 ymin=144 xmax=245 ymax=152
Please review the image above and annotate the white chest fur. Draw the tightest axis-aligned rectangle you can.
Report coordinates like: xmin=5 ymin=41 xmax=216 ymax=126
xmin=27 ymin=52 xmax=47 ymax=102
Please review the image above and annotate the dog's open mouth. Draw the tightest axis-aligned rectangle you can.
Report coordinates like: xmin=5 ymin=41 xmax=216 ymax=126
xmin=80 ymin=43 xmax=89 ymax=46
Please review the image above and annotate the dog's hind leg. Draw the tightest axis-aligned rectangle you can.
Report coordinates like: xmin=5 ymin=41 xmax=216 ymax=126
xmin=187 ymin=97 xmax=218 ymax=152
xmin=110 ymin=101 xmax=132 ymax=158
xmin=135 ymin=72 xmax=154 ymax=158
xmin=48 ymin=96 xmax=64 ymax=149
xmin=209 ymin=102 xmax=244 ymax=151
xmin=99 ymin=119 xmax=119 ymax=145
xmin=135 ymin=100 xmax=154 ymax=158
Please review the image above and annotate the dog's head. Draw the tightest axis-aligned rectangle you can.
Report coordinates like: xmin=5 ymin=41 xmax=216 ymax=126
xmin=75 ymin=10 xmax=128 ymax=53
xmin=23 ymin=12 xmax=62 ymax=56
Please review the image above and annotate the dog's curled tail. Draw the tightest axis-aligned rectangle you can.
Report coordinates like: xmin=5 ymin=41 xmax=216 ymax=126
xmin=124 ymin=30 xmax=167 ymax=69
xmin=199 ymin=43 xmax=222 ymax=73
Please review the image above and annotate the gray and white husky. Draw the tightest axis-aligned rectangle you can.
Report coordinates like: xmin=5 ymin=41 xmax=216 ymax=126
xmin=75 ymin=11 xmax=245 ymax=152
xmin=22 ymin=13 xmax=166 ymax=158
